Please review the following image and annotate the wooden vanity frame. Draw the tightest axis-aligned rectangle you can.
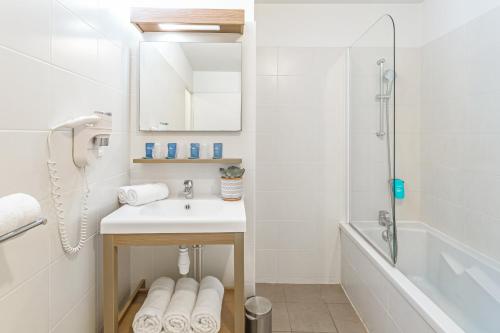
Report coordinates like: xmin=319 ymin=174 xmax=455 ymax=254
xmin=103 ymin=232 xmax=245 ymax=333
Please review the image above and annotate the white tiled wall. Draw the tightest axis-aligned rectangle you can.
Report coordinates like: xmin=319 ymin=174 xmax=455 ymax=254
xmin=255 ymin=47 xmax=346 ymax=283
xmin=420 ymin=6 xmax=500 ymax=263
xmin=254 ymin=15 xmax=423 ymax=284
xmin=394 ymin=48 xmax=422 ymax=221
xmin=254 ymin=2 xmax=427 ymax=284
xmin=256 ymin=4 xmax=422 ymax=48
xmin=0 ymin=0 xmax=136 ymax=332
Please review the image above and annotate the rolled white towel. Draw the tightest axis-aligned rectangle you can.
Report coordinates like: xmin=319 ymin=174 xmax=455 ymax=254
xmin=0 ymin=193 xmax=42 ymax=236
xmin=120 ymin=183 xmax=169 ymax=206
xmin=133 ymin=277 xmax=176 ymax=333
xmin=191 ymin=276 xmax=225 ymax=333
xmin=118 ymin=186 xmax=132 ymax=204
xmin=163 ymin=277 xmax=199 ymax=333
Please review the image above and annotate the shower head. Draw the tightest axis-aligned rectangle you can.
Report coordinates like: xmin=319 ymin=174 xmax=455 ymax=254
xmin=384 ymin=69 xmax=396 ymax=82
xmin=384 ymin=69 xmax=396 ymax=96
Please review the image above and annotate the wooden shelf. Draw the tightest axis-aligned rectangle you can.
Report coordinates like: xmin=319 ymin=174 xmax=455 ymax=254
xmin=133 ymin=158 xmax=242 ymax=164
xmin=118 ymin=281 xmax=235 ymax=333
xmin=131 ymin=8 xmax=245 ymax=34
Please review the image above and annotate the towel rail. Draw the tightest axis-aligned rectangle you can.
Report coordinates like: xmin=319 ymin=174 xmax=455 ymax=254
xmin=0 ymin=218 xmax=47 ymax=243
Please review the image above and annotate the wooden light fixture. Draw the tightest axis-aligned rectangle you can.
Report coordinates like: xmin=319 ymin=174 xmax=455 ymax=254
xmin=131 ymin=8 xmax=245 ymax=34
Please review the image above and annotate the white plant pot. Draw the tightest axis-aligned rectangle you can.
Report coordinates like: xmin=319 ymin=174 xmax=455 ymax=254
xmin=220 ymin=177 xmax=243 ymax=201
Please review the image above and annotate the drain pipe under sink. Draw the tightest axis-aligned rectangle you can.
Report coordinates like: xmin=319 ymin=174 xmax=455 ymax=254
xmin=177 ymin=245 xmax=203 ymax=281
xmin=178 ymin=246 xmax=190 ymax=276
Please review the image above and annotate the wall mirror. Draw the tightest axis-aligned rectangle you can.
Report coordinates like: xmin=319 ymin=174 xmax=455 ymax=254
xmin=139 ymin=41 xmax=242 ymax=131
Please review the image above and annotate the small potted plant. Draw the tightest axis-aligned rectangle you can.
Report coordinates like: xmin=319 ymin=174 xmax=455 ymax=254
xmin=219 ymin=166 xmax=245 ymax=201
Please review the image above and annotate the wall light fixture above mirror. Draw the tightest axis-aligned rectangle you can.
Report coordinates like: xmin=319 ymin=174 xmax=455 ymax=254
xmin=139 ymin=42 xmax=242 ymax=132
xmin=131 ymin=8 xmax=245 ymax=33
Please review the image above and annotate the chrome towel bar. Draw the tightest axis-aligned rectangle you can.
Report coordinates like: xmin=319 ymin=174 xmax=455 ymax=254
xmin=0 ymin=218 xmax=47 ymax=243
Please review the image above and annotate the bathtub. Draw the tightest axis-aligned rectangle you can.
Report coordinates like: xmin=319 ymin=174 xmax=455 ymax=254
xmin=340 ymin=221 xmax=500 ymax=333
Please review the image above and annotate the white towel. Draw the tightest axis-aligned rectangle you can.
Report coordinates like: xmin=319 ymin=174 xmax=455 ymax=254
xmin=118 ymin=186 xmax=132 ymax=204
xmin=163 ymin=278 xmax=199 ymax=333
xmin=119 ymin=183 xmax=169 ymax=206
xmin=0 ymin=193 xmax=42 ymax=236
xmin=190 ymin=276 xmax=225 ymax=333
xmin=133 ymin=277 xmax=176 ymax=333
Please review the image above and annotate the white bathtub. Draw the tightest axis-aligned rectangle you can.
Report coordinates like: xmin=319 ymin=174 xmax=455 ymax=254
xmin=341 ymin=222 xmax=500 ymax=333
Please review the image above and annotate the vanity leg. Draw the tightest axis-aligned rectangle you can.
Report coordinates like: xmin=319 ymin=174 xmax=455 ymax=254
xmin=103 ymin=235 xmax=118 ymax=333
xmin=234 ymin=232 xmax=245 ymax=333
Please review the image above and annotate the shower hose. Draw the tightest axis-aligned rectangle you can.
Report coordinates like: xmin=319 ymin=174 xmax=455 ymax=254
xmin=384 ymin=97 xmax=398 ymax=263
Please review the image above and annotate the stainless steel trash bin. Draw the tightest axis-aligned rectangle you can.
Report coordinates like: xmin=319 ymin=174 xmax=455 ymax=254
xmin=245 ymin=296 xmax=272 ymax=333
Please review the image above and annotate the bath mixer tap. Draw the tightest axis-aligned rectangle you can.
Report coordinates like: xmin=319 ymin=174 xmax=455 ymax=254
xmin=184 ymin=180 xmax=194 ymax=199
xmin=378 ymin=210 xmax=392 ymax=227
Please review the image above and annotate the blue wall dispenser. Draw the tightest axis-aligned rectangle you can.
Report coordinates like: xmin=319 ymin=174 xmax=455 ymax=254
xmin=392 ymin=178 xmax=405 ymax=200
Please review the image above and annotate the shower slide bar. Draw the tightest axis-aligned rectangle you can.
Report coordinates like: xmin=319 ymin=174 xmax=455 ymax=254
xmin=376 ymin=58 xmax=386 ymax=138
xmin=0 ymin=218 xmax=47 ymax=243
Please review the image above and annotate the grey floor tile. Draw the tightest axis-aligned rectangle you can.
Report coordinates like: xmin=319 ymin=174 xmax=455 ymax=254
xmin=334 ymin=320 xmax=367 ymax=333
xmin=287 ymin=302 xmax=337 ymax=332
xmin=256 ymin=283 xmax=286 ymax=303
xmin=272 ymin=302 xmax=291 ymax=332
xmin=321 ymin=284 xmax=349 ymax=304
xmin=284 ymin=284 xmax=322 ymax=303
xmin=327 ymin=303 xmax=360 ymax=323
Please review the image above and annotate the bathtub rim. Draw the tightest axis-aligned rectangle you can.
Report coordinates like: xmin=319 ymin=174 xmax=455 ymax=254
xmin=340 ymin=222 xmax=465 ymax=333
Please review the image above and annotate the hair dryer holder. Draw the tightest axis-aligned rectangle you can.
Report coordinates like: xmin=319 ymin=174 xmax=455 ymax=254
xmin=73 ymin=113 xmax=112 ymax=168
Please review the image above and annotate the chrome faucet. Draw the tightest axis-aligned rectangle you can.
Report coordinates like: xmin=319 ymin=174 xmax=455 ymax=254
xmin=379 ymin=210 xmax=394 ymax=245
xmin=378 ymin=210 xmax=392 ymax=227
xmin=183 ymin=180 xmax=193 ymax=199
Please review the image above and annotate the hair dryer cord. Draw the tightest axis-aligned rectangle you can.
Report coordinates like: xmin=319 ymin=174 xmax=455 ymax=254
xmin=47 ymin=131 xmax=89 ymax=255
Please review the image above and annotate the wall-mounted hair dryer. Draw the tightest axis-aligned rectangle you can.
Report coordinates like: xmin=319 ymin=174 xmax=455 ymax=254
xmin=51 ymin=112 xmax=112 ymax=167
xmin=47 ymin=112 xmax=112 ymax=255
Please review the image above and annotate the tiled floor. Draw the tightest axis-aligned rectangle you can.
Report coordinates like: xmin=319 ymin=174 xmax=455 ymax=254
xmin=256 ymin=284 xmax=367 ymax=333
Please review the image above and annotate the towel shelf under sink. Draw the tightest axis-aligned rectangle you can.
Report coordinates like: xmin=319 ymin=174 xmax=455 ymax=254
xmin=118 ymin=279 xmax=236 ymax=333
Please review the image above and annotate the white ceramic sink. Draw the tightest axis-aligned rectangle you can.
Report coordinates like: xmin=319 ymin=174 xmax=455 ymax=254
xmin=100 ymin=197 xmax=246 ymax=234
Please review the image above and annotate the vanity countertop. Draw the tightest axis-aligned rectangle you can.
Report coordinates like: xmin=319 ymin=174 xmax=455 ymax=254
xmin=100 ymin=196 xmax=246 ymax=234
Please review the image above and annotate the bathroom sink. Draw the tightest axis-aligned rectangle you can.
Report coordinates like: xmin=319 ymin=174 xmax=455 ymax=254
xmin=100 ymin=197 xmax=246 ymax=234
xmin=140 ymin=199 xmax=220 ymax=217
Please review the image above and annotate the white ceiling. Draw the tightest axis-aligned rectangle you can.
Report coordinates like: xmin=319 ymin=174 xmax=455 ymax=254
xmin=180 ymin=43 xmax=242 ymax=72
xmin=256 ymin=0 xmax=423 ymax=3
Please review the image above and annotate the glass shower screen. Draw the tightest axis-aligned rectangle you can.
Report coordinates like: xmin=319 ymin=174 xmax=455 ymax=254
xmin=348 ymin=15 xmax=397 ymax=264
